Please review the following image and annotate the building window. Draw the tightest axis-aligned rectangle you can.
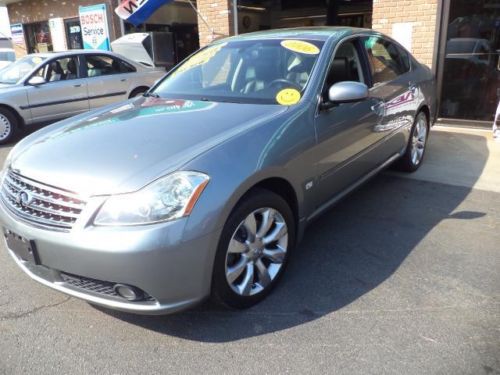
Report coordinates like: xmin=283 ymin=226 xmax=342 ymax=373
xmin=24 ymin=22 xmax=52 ymax=54
xmin=440 ymin=0 xmax=500 ymax=122
xmin=65 ymin=18 xmax=83 ymax=50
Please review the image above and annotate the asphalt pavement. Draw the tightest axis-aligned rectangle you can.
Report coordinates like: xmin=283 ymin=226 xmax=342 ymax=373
xmin=0 ymin=127 xmax=499 ymax=375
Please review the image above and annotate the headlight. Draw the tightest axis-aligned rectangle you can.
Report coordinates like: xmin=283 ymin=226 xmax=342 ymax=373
xmin=94 ymin=171 xmax=209 ymax=226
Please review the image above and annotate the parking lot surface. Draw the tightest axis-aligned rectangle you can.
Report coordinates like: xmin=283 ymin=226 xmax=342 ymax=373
xmin=0 ymin=128 xmax=499 ymax=374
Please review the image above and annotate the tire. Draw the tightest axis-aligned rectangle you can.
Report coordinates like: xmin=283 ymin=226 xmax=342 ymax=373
xmin=0 ymin=107 xmax=19 ymax=145
xmin=394 ymin=111 xmax=429 ymax=172
xmin=129 ymin=87 xmax=148 ymax=98
xmin=211 ymin=188 xmax=295 ymax=309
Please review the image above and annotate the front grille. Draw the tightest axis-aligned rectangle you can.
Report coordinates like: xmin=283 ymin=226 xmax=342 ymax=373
xmin=0 ymin=169 xmax=86 ymax=231
xmin=60 ymin=272 xmax=155 ymax=302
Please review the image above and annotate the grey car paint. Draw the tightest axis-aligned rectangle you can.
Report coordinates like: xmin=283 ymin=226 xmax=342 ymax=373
xmin=0 ymin=27 xmax=436 ymax=314
xmin=0 ymin=50 xmax=164 ymax=126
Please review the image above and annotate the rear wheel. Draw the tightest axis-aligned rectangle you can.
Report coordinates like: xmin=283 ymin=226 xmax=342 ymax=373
xmin=212 ymin=189 xmax=295 ymax=309
xmin=395 ymin=111 xmax=429 ymax=172
xmin=0 ymin=107 xmax=19 ymax=145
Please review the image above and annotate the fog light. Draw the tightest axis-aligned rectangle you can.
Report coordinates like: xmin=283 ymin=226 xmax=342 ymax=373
xmin=113 ymin=284 xmax=143 ymax=301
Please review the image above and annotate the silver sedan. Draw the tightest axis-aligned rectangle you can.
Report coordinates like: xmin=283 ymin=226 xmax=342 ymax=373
xmin=0 ymin=50 xmax=165 ymax=144
xmin=0 ymin=27 xmax=436 ymax=315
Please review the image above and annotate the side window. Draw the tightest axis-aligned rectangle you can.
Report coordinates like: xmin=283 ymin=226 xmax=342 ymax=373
xmin=363 ymin=36 xmax=409 ymax=86
xmin=396 ymin=45 xmax=411 ymax=73
xmin=119 ymin=60 xmax=137 ymax=73
xmin=324 ymin=40 xmax=365 ymax=95
xmin=85 ymin=55 xmax=135 ymax=77
xmin=34 ymin=56 xmax=79 ymax=82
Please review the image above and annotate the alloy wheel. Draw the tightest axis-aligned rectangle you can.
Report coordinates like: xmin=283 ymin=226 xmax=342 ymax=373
xmin=225 ymin=207 xmax=288 ymax=296
xmin=0 ymin=113 xmax=12 ymax=141
xmin=410 ymin=115 xmax=427 ymax=166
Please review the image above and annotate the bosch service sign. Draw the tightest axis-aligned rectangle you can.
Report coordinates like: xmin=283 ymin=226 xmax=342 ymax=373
xmin=79 ymin=4 xmax=111 ymax=51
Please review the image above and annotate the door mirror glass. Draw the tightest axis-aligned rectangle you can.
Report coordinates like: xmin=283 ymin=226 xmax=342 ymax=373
xmin=27 ymin=76 xmax=46 ymax=86
xmin=328 ymin=81 xmax=368 ymax=103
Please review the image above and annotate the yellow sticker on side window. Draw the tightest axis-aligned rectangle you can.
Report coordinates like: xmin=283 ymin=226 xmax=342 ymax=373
xmin=281 ymin=40 xmax=320 ymax=55
xmin=276 ymin=88 xmax=301 ymax=106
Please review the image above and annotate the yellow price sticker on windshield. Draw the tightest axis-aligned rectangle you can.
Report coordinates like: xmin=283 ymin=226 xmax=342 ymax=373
xmin=276 ymin=88 xmax=301 ymax=106
xmin=32 ymin=57 xmax=43 ymax=65
xmin=281 ymin=40 xmax=320 ymax=55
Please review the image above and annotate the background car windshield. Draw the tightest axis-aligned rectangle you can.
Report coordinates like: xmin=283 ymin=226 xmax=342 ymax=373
xmin=153 ymin=39 xmax=324 ymax=104
xmin=0 ymin=55 xmax=46 ymax=84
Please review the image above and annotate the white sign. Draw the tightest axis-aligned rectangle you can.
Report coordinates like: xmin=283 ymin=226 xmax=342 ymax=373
xmin=79 ymin=4 xmax=111 ymax=51
xmin=10 ymin=23 xmax=25 ymax=47
xmin=49 ymin=18 xmax=67 ymax=51
xmin=392 ymin=22 xmax=413 ymax=52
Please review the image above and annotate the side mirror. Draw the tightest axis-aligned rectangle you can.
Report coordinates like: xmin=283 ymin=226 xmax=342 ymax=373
xmin=321 ymin=81 xmax=369 ymax=110
xmin=27 ymin=76 xmax=46 ymax=86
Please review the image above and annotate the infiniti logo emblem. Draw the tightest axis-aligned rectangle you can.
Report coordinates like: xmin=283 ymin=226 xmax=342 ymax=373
xmin=16 ymin=191 xmax=33 ymax=208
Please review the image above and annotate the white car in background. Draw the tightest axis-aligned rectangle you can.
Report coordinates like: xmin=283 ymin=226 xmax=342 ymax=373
xmin=0 ymin=49 xmax=165 ymax=144
xmin=0 ymin=48 xmax=15 ymax=69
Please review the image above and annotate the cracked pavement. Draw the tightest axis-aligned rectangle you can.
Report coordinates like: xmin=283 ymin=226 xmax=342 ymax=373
xmin=0 ymin=129 xmax=499 ymax=374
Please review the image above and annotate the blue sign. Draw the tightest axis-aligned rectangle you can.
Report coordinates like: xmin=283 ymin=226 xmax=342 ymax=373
xmin=115 ymin=0 xmax=174 ymax=27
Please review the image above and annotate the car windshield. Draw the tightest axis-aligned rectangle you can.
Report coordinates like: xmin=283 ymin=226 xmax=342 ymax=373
xmin=0 ymin=55 xmax=46 ymax=84
xmin=153 ymin=39 xmax=324 ymax=105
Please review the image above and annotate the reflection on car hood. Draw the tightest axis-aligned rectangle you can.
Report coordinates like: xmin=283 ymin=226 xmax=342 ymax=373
xmin=10 ymin=97 xmax=288 ymax=196
xmin=0 ymin=83 xmax=20 ymax=90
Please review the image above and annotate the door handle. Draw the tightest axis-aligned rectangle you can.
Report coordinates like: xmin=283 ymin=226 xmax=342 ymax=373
xmin=408 ymin=82 xmax=417 ymax=94
xmin=120 ymin=79 xmax=127 ymax=82
xmin=73 ymin=84 xmax=82 ymax=88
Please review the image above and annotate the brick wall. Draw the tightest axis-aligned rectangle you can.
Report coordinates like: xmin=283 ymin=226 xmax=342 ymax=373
xmin=196 ymin=0 xmax=234 ymax=47
xmin=372 ymin=0 xmax=438 ymax=68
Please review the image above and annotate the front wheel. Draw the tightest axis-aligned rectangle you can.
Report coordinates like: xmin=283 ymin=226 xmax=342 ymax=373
xmin=212 ymin=189 xmax=295 ymax=309
xmin=395 ymin=111 xmax=429 ymax=172
xmin=0 ymin=107 xmax=19 ymax=145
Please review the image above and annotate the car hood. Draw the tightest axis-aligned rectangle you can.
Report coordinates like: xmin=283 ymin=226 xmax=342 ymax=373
xmin=0 ymin=82 xmax=21 ymax=90
xmin=9 ymin=97 xmax=288 ymax=196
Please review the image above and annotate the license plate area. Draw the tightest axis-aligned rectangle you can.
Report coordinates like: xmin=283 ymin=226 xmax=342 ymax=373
xmin=4 ymin=229 xmax=40 ymax=265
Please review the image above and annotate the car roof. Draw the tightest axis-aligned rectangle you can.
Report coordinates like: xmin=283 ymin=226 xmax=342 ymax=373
xmin=29 ymin=49 xmax=119 ymax=59
xmin=220 ymin=26 xmax=371 ymax=43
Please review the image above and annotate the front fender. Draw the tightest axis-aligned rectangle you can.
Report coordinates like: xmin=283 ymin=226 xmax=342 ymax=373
xmin=181 ymin=105 xmax=316 ymax=243
xmin=0 ymin=87 xmax=31 ymax=125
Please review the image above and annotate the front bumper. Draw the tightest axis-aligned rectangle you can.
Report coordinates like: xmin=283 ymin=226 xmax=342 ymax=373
xmin=0 ymin=200 xmax=221 ymax=315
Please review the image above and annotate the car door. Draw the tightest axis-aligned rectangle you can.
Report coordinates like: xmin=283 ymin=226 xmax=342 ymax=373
xmin=361 ymin=35 xmax=419 ymax=158
xmin=25 ymin=55 xmax=89 ymax=123
xmin=313 ymin=38 xmax=384 ymax=209
xmin=84 ymin=54 xmax=134 ymax=109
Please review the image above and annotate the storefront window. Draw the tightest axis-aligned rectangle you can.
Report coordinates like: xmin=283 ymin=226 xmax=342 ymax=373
xmin=24 ymin=22 xmax=53 ymax=54
xmin=440 ymin=0 xmax=500 ymax=122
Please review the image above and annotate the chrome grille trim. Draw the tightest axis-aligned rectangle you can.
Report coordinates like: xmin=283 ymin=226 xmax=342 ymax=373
xmin=1 ymin=170 xmax=86 ymax=231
